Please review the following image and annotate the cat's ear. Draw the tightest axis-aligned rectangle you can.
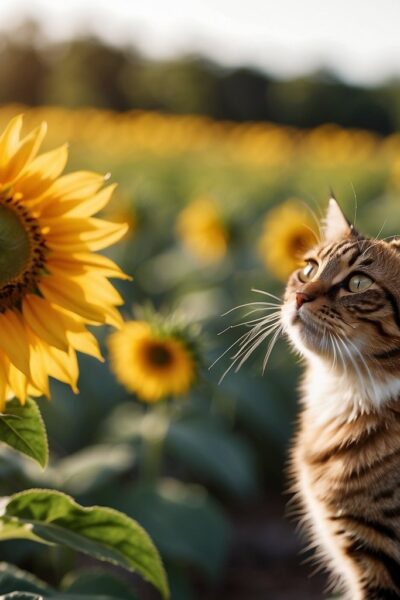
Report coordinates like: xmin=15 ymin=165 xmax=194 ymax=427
xmin=323 ymin=196 xmax=354 ymax=243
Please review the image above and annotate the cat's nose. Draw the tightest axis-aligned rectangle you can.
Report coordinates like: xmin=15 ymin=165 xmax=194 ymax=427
xmin=296 ymin=291 xmax=312 ymax=310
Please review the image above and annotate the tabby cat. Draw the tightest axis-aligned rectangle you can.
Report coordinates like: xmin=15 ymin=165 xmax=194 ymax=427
xmin=281 ymin=199 xmax=400 ymax=600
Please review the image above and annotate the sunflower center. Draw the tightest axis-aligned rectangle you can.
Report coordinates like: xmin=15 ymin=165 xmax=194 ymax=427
xmin=0 ymin=196 xmax=47 ymax=311
xmin=146 ymin=342 xmax=173 ymax=367
xmin=289 ymin=232 xmax=313 ymax=257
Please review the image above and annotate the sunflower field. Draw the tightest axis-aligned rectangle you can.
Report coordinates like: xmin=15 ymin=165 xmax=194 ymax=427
xmin=0 ymin=104 xmax=399 ymax=600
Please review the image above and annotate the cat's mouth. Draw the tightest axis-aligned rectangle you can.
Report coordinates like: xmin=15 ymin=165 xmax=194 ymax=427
xmin=292 ymin=309 xmax=334 ymax=340
xmin=293 ymin=310 xmax=321 ymax=333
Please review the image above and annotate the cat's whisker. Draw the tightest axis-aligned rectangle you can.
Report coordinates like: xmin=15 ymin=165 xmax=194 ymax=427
xmin=217 ymin=312 xmax=281 ymax=335
xmin=345 ymin=336 xmax=379 ymax=401
xmin=231 ymin=319 xmax=281 ymax=362
xmin=350 ymin=181 xmax=358 ymax=230
xmin=301 ymin=201 xmax=323 ymax=244
xmin=336 ymin=335 xmax=368 ymax=407
xmin=209 ymin=327 xmax=255 ymax=370
xmin=234 ymin=321 xmax=282 ymax=373
xmin=329 ymin=333 xmax=337 ymax=370
xmin=212 ymin=309 xmax=282 ymax=372
xmin=262 ymin=325 xmax=283 ymax=373
xmin=246 ymin=314 xmax=282 ymax=343
xmin=233 ymin=329 xmax=275 ymax=374
xmin=217 ymin=325 xmax=275 ymax=383
xmin=373 ymin=218 xmax=388 ymax=241
xmin=332 ymin=334 xmax=349 ymax=379
xmin=221 ymin=301 xmax=281 ymax=316
xmin=250 ymin=288 xmax=282 ymax=302
xmin=240 ymin=306 xmax=283 ymax=319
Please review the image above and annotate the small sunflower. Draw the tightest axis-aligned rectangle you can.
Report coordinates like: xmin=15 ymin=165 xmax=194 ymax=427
xmin=108 ymin=320 xmax=197 ymax=403
xmin=176 ymin=196 xmax=228 ymax=264
xmin=258 ymin=199 xmax=318 ymax=280
xmin=0 ymin=115 xmax=129 ymax=407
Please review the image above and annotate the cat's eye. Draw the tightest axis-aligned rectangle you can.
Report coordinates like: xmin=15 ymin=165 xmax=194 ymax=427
xmin=347 ymin=273 xmax=373 ymax=293
xmin=299 ymin=260 xmax=318 ymax=283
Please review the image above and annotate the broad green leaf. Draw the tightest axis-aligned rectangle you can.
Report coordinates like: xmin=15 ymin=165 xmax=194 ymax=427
xmin=62 ymin=569 xmax=139 ymax=599
xmin=0 ymin=490 xmax=169 ymax=599
xmin=166 ymin=417 xmax=259 ymax=497
xmin=0 ymin=563 xmax=53 ymax=595
xmin=0 ymin=594 xmax=43 ymax=599
xmin=219 ymin=374 xmax=292 ymax=444
xmin=0 ymin=399 xmax=48 ymax=468
xmin=56 ymin=445 xmax=135 ymax=496
xmin=112 ymin=479 xmax=230 ymax=580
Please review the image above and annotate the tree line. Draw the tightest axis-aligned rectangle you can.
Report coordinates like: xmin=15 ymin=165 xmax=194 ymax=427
xmin=2 ymin=21 xmax=400 ymax=133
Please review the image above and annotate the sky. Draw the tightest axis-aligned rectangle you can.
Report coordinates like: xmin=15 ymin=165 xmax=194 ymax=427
xmin=0 ymin=0 xmax=399 ymax=85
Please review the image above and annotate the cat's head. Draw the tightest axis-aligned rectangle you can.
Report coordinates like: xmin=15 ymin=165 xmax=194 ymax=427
xmin=282 ymin=198 xmax=400 ymax=374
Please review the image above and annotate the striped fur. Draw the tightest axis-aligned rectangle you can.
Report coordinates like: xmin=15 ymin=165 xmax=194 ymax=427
xmin=282 ymin=200 xmax=400 ymax=599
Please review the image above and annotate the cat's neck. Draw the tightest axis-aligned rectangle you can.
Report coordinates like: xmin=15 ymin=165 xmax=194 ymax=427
xmin=302 ymin=355 xmax=400 ymax=425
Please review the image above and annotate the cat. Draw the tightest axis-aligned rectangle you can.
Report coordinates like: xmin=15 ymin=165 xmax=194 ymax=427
xmin=281 ymin=198 xmax=400 ymax=600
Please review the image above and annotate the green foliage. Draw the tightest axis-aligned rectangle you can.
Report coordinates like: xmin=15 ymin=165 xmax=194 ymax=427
xmin=0 ymin=490 xmax=168 ymax=599
xmin=0 ymin=399 xmax=48 ymax=468
xmin=0 ymin=562 xmax=51 ymax=595
xmin=111 ymin=479 xmax=229 ymax=580
xmin=0 ymin=563 xmax=139 ymax=599
xmin=62 ymin=569 xmax=139 ymax=599
xmin=166 ymin=416 xmax=258 ymax=498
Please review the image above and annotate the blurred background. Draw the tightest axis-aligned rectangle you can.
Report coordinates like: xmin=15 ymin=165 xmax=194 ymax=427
xmin=1 ymin=1 xmax=400 ymax=599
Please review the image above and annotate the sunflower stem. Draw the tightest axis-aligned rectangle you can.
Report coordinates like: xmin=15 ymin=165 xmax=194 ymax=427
xmin=140 ymin=402 xmax=170 ymax=483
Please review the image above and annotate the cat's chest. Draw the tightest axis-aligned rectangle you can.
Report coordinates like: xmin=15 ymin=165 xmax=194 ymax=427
xmin=303 ymin=360 xmax=400 ymax=424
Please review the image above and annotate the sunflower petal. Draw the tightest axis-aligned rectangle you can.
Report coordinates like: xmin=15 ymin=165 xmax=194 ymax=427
xmin=48 ymin=251 xmax=131 ymax=280
xmin=44 ymin=171 xmax=106 ymax=202
xmin=15 ymin=144 xmax=68 ymax=200
xmin=23 ymin=295 xmax=69 ymax=352
xmin=0 ymin=310 xmax=30 ymax=377
xmin=39 ymin=275 xmax=107 ymax=324
xmin=27 ymin=333 xmax=50 ymax=398
xmin=0 ymin=351 xmax=9 ymax=410
xmin=7 ymin=363 xmax=29 ymax=405
xmin=44 ymin=218 xmax=129 ymax=252
xmin=43 ymin=183 xmax=117 ymax=218
xmin=53 ymin=306 xmax=103 ymax=360
xmin=5 ymin=121 xmax=47 ymax=182
xmin=41 ymin=345 xmax=79 ymax=393
xmin=0 ymin=115 xmax=23 ymax=170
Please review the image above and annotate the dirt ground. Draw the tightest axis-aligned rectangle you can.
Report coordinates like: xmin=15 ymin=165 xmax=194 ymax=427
xmin=201 ymin=494 xmax=328 ymax=600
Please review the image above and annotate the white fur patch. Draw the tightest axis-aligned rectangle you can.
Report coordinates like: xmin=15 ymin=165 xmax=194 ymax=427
xmin=281 ymin=302 xmax=400 ymax=424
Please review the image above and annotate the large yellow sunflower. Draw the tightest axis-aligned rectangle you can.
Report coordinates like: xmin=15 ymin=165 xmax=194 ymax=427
xmin=0 ymin=115 xmax=129 ymax=407
xmin=258 ymin=199 xmax=318 ymax=280
xmin=107 ymin=321 xmax=196 ymax=403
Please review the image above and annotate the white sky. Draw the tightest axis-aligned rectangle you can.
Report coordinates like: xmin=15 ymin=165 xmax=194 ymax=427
xmin=0 ymin=0 xmax=399 ymax=85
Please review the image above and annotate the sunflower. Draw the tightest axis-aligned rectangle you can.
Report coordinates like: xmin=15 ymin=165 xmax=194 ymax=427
xmin=0 ymin=115 xmax=129 ymax=407
xmin=107 ymin=321 xmax=197 ymax=403
xmin=258 ymin=199 xmax=318 ymax=280
xmin=176 ymin=196 xmax=228 ymax=264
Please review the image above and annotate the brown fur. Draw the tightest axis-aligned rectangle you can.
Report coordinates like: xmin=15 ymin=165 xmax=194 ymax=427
xmin=283 ymin=201 xmax=400 ymax=599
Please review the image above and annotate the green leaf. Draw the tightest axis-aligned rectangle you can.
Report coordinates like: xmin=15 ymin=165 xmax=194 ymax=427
xmin=56 ymin=445 xmax=135 ymax=496
xmin=0 ymin=399 xmax=48 ymax=468
xmin=0 ymin=594 xmax=43 ymax=599
xmin=166 ymin=417 xmax=259 ymax=497
xmin=62 ymin=568 xmax=139 ymax=599
xmin=113 ymin=479 xmax=230 ymax=580
xmin=0 ymin=490 xmax=169 ymax=599
xmin=219 ymin=375 xmax=292 ymax=444
xmin=0 ymin=562 xmax=53 ymax=595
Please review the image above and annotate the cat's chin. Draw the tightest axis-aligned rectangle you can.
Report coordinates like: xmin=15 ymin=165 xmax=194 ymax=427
xmin=282 ymin=305 xmax=334 ymax=359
